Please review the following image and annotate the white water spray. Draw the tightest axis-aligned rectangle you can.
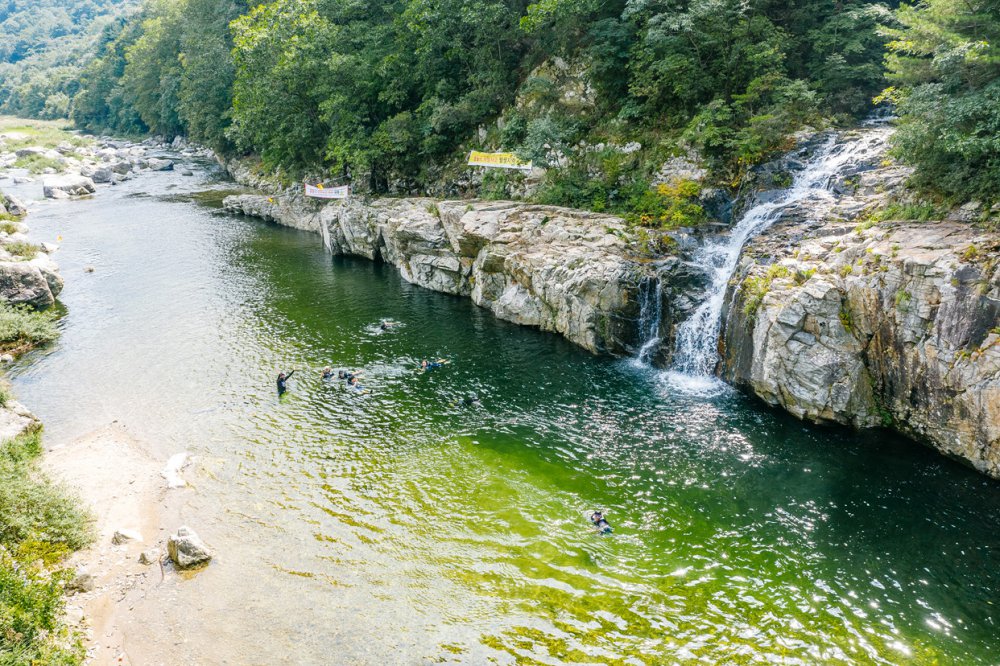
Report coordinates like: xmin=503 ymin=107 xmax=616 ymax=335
xmin=634 ymin=276 xmax=663 ymax=365
xmin=671 ymin=126 xmax=892 ymax=381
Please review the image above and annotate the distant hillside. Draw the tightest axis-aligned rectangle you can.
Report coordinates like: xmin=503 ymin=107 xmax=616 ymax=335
xmin=0 ymin=0 xmax=138 ymax=118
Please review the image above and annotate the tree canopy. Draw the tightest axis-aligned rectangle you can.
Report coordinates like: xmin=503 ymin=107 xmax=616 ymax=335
xmin=8 ymin=0 xmax=995 ymax=207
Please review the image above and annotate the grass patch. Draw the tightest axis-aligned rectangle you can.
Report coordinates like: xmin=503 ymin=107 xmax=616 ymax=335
xmin=0 ymin=221 xmax=20 ymax=234
xmin=0 ymin=116 xmax=88 ymax=152
xmin=741 ymin=264 xmax=791 ymax=317
xmin=4 ymin=241 xmax=40 ymax=260
xmin=0 ymin=303 xmax=59 ymax=354
xmin=0 ymin=426 xmax=91 ymax=666
xmin=870 ymin=200 xmax=946 ymax=223
xmin=13 ymin=154 xmax=64 ymax=175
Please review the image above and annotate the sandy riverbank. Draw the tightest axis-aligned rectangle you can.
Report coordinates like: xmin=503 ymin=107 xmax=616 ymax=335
xmin=43 ymin=423 xmax=189 ymax=665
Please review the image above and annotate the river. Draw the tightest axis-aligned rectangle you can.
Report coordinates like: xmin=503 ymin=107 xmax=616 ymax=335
xmin=5 ymin=162 xmax=1000 ymax=664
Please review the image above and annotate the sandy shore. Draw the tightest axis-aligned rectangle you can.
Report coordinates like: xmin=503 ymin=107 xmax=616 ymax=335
xmin=43 ymin=422 xmax=186 ymax=665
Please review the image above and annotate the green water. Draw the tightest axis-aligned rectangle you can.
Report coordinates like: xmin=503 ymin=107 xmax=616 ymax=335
xmin=7 ymin=167 xmax=1000 ymax=664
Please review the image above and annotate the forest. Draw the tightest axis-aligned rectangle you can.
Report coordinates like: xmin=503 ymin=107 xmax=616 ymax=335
xmin=22 ymin=0 xmax=1000 ymax=210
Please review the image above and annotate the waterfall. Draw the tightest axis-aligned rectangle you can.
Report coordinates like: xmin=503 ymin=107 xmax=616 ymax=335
xmin=670 ymin=125 xmax=892 ymax=381
xmin=634 ymin=276 xmax=663 ymax=365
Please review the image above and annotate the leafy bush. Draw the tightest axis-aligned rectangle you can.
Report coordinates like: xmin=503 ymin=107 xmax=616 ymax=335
xmin=0 ymin=425 xmax=91 ymax=666
xmin=0 ymin=303 xmax=59 ymax=353
xmin=625 ymin=180 xmax=707 ymax=229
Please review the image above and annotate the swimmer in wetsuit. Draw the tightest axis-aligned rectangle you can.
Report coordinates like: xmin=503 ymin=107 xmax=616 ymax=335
xmin=590 ymin=510 xmax=612 ymax=534
xmin=420 ymin=359 xmax=448 ymax=372
xmin=277 ymin=370 xmax=295 ymax=396
xmin=321 ymin=366 xmax=334 ymax=380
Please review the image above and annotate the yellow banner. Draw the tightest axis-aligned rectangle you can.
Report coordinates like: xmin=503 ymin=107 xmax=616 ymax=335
xmin=468 ymin=151 xmax=532 ymax=172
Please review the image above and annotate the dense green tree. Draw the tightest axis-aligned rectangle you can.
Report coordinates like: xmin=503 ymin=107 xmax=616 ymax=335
xmin=883 ymin=0 xmax=1000 ymax=202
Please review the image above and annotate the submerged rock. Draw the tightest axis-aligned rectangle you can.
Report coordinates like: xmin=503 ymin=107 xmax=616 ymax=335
xmin=167 ymin=526 xmax=212 ymax=569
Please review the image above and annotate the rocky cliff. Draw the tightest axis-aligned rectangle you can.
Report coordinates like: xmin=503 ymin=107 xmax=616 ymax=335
xmin=222 ymin=190 xmax=652 ymax=355
xmin=720 ymin=157 xmax=1000 ymax=476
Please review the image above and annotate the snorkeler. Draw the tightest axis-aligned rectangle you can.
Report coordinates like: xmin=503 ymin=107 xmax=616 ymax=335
xmin=590 ymin=510 xmax=612 ymax=534
xmin=338 ymin=369 xmax=364 ymax=381
xmin=460 ymin=393 xmax=481 ymax=407
xmin=321 ymin=366 xmax=334 ymax=380
xmin=277 ymin=370 xmax=295 ymax=396
xmin=379 ymin=320 xmax=398 ymax=331
xmin=419 ymin=359 xmax=449 ymax=372
xmin=347 ymin=376 xmax=369 ymax=393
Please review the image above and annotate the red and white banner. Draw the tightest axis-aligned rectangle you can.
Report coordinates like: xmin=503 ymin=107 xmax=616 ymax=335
xmin=305 ymin=184 xmax=350 ymax=199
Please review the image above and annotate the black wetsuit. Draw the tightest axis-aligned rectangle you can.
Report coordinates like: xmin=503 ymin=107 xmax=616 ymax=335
xmin=591 ymin=513 xmax=612 ymax=534
xmin=277 ymin=370 xmax=295 ymax=396
xmin=322 ymin=370 xmax=334 ymax=380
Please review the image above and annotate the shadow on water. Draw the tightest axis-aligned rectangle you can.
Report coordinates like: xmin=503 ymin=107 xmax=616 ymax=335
xmin=6 ymin=164 xmax=1000 ymax=663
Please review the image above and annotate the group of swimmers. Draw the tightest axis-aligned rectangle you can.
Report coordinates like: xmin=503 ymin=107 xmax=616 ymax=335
xmin=276 ymin=320 xmax=612 ymax=534
xmin=275 ymin=321 xmax=462 ymax=398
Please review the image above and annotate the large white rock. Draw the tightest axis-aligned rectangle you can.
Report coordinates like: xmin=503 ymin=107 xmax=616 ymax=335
xmin=0 ymin=261 xmax=57 ymax=308
xmin=167 ymin=526 xmax=212 ymax=569
xmin=43 ymin=174 xmax=96 ymax=198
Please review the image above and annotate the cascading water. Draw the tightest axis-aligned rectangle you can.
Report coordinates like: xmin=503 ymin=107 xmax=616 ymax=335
xmin=633 ymin=276 xmax=663 ymax=366
xmin=320 ymin=218 xmax=333 ymax=253
xmin=669 ymin=125 xmax=892 ymax=386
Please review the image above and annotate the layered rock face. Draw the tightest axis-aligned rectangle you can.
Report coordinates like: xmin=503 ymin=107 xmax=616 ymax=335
xmin=721 ymin=163 xmax=1000 ymax=476
xmin=223 ymin=193 xmax=645 ymax=354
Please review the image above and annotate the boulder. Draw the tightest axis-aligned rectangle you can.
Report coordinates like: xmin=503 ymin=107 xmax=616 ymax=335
xmin=112 ymin=528 xmax=143 ymax=545
xmin=43 ymin=174 xmax=96 ymax=199
xmin=144 ymin=158 xmax=173 ymax=172
xmin=139 ymin=549 xmax=160 ymax=566
xmin=66 ymin=568 xmax=95 ymax=593
xmin=0 ymin=262 xmax=56 ymax=308
xmin=4 ymin=195 xmax=27 ymax=217
xmin=167 ymin=526 xmax=212 ymax=569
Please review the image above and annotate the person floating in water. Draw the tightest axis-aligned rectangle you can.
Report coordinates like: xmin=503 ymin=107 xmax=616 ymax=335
xmin=379 ymin=320 xmax=399 ymax=331
xmin=277 ymin=370 xmax=295 ymax=396
xmin=460 ymin=393 xmax=481 ymax=408
xmin=590 ymin=510 xmax=612 ymax=534
xmin=321 ymin=366 xmax=334 ymax=380
xmin=338 ymin=369 xmax=364 ymax=381
xmin=347 ymin=376 xmax=369 ymax=393
xmin=420 ymin=359 xmax=449 ymax=372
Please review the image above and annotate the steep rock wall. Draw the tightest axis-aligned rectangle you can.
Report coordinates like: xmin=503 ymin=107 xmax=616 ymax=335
xmin=721 ymin=164 xmax=1000 ymax=475
xmin=222 ymin=192 xmax=647 ymax=355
